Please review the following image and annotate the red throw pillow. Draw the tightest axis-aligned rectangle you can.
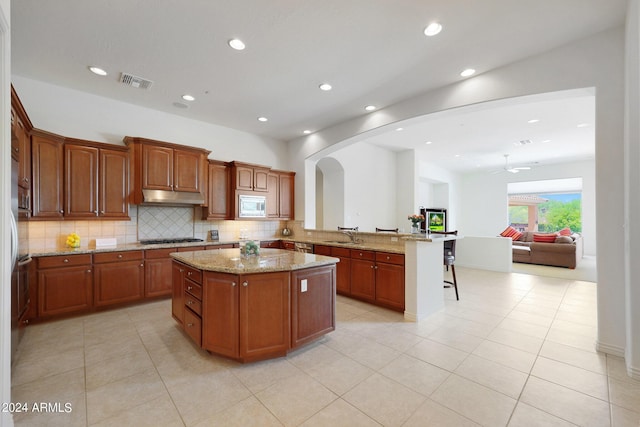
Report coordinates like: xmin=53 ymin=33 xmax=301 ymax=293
xmin=533 ymin=233 xmax=558 ymax=243
xmin=558 ymin=227 xmax=571 ymax=236
xmin=500 ymin=226 xmax=523 ymax=241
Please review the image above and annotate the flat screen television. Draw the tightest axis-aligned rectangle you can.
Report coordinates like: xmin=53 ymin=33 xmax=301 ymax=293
xmin=420 ymin=208 xmax=447 ymax=232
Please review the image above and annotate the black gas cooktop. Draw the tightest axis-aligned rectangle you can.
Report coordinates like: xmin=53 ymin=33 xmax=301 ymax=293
xmin=139 ymin=238 xmax=204 ymax=245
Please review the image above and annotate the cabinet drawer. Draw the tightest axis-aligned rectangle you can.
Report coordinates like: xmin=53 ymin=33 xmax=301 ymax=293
xmin=178 ymin=246 xmax=205 ymax=252
xmin=184 ymin=292 xmax=202 ymax=315
xmin=145 ymin=247 xmax=177 ymax=259
xmin=185 ymin=279 xmax=202 ymax=300
xmin=94 ymin=250 xmax=143 ymax=263
xmin=350 ymin=249 xmax=375 ymax=261
xmin=206 ymin=244 xmax=235 ymax=250
xmin=37 ymin=254 xmax=92 ymax=269
xmin=313 ymin=245 xmax=331 ymax=256
xmin=183 ymin=307 xmax=202 ymax=346
xmin=331 ymin=247 xmax=351 ymax=258
xmin=260 ymin=240 xmax=280 ymax=249
xmin=184 ymin=265 xmax=203 ymax=284
xmin=375 ymin=252 xmax=405 ymax=265
xmin=282 ymin=241 xmax=295 ymax=250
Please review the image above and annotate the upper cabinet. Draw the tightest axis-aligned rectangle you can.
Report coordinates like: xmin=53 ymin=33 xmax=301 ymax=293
xmin=31 ymin=130 xmax=65 ymax=219
xmin=203 ymin=160 xmax=232 ymax=220
xmin=125 ymin=136 xmax=211 ymax=205
xmin=64 ymin=139 xmax=129 ymax=219
xmin=231 ymin=162 xmax=269 ymax=192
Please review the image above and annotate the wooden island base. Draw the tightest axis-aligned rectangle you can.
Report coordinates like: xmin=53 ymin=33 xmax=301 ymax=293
xmin=171 ymin=251 xmax=337 ymax=363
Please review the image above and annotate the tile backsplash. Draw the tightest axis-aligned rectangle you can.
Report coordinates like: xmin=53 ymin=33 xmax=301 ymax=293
xmin=28 ymin=205 xmax=289 ymax=252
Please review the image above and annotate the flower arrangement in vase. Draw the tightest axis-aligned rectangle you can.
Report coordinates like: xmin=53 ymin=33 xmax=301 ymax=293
xmin=407 ymin=214 xmax=425 ymax=234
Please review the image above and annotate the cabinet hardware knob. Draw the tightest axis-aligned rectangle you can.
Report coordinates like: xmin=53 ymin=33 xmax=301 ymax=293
xmin=232 ymin=282 xmax=237 ymax=287
xmin=187 ymin=271 xmax=192 ymax=276
xmin=117 ymin=254 xmax=123 ymax=258
xmin=187 ymin=286 xmax=192 ymax=291
xmin=94 ymin=210 xmax=99 ymax=215
xmin=63 ymin=259 xmax=69 ymax=263
xmin=23 ymin=319 xmax=29 ymax=325
xmin=374 ymin=266 xmax=378 ymax=269
xmin=179 ymin=268 xmax=184 ymax=273
xmin=370 ymin=265 xmax=374 ymax=269
xmin=243 ymin=281 xmax=248 ymax=287
xmin=86 ymin=269 xmax=92 ymax=273
xmin=386 ymin=256 xmax=390 ymax=260
xmin=60 ymin=210 xmax=64 ymax=214
xmin=187 ymin=300 xmax=193 ymax=305
xmin=140 ymin=263 xmax=144 ymax=267
xmin=100 ymin=210 xmax=105 ymax=214
xmin=187 ymin=323 xmax=193 ymax=327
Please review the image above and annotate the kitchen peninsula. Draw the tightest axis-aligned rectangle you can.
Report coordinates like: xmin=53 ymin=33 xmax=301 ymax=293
xmin=170 ymin=248 xmax=338 ymax=362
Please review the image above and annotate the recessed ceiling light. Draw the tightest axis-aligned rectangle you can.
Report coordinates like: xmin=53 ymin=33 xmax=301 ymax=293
xmin=396 ymin=127 xmax=404 ymax=131
xmin=425 ymin=141 xmax=433 ymax=145
xmin=182 ymin=94 xmax=195 ymax=101
xmin=319 ymin=83 xmax=332 ymax=91
xmin=527 ymin=119 xmax=539 ymax=123
xmin=460 ymin=68 xmax=476 ymax=77
xmin=423 ymin=22 xmax=442 ymax=36
xmin=454 ymin=154 xmax=461 ymax=158
xmin=257 ymin=117 xmax=268 ymax=122
xmin=303 ymin=130 xmax=312 ymax=134
xmin=365 ymin=105 xmax=376 ymax=111
xmin=577 ymin=123 xmax=590 ymax=128
xmin=88 ymin=66 xmax=108 ymax=76
xmin=228 ymin=38 xmax=246 ymax=50
xmin=542 ymin=139 xmax=551 ymax=143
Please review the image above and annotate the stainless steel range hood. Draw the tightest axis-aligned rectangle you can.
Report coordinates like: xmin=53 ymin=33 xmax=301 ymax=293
xmin=141 ymin=189 xmax=205 ymax=206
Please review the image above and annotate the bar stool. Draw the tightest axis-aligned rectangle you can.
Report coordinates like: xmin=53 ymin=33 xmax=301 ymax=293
xmin=430 ymin=230 xmax=459 ymax=300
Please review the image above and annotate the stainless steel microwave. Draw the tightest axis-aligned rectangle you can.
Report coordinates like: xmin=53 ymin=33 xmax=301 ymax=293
xmin=239 ymin=194 xmax=266 ymax=218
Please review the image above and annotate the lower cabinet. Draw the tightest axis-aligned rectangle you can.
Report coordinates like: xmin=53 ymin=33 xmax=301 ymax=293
xmin=93 ymin=251 xmax=144 ymax=307
xmin=315 ymin=245 xmax=405 ymax=311
xmin=144 ymin=247 xmax=177 ymax=297
xmin=201 ymin=270 xmax=290 ymax=362
xmin=291 ymin=266 xmax=336 ymax=348
xmin=37 ymin=254 xmax=93 ymax=317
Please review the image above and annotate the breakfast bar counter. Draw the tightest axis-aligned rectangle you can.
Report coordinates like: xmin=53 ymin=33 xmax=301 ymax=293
xmin=170 ymin=248 xmax=339 ymax=362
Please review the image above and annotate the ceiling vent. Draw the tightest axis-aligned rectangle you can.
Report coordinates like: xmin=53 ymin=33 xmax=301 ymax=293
xmin=119 ymin=72 xmax=153 ymax=89
xmin=514 ymin=139 xmax=532 ymax=146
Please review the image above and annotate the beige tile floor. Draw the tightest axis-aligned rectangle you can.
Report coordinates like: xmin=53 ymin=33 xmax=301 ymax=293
xmin=10 ymin=266 xmax=640 ymax=426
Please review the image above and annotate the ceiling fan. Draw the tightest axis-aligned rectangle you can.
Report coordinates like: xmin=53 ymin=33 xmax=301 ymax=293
xmin=493 ymin=154 xmax=532 ymax=174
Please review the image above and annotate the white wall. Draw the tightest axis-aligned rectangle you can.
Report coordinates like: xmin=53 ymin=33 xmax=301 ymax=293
xmin=324 ymin=143 xmax=397 ymax=231
xmin=458 ymin=160 xmax=596 ymax=255
xmin=289 ymin=27 xmax=628 ymax=366
xmin=11 ymin=76 xmax=289 ymax=168
xmin=1 ymin=1 xmax=13 ymax=425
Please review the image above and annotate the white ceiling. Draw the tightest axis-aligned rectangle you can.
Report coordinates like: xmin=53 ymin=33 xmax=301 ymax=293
xmin=11 ymin=1 xmax=625 ymax=171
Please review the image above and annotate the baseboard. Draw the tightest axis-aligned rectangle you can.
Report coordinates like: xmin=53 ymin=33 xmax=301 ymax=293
xmin=595 ymin=340 xmax=625 ymax=357
xmin=628 ymin=364 xmax=640 ymax=380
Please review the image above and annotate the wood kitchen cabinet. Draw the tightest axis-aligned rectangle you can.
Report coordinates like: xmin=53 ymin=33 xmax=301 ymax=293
xmin=125 ymin=136 xmax=210 ymax=204
xmin=144 ymin=248 xmax=177 ymax=297
xmin=278 ymin=171 xmax=295 ymax=219
xmin=37 ymin=254 xmax=93 ymax=317
xmin=11 ymin=86 xmax=32 ymax=191
xmin=291 ymin=266 xmax=335 ymax=348
xmin=172 ymin=261 xmax=186 ymax=325
xmin=93 ymin=251 xmax=144 ymax=307
xmin=202 ymin=160 xmax=232 ymax=220
xmin=374 ymin=252 xmax=405 ymax=310
xmin=266 ymin=171 xmax=279 ymax=218
xmin=314 ymin=245 xmax=351 ymax=295
xmin=230 ymin=161 xmax=269 ymax=192
xmin=31 ymin=130 xmax=65 ymax=219
xmin=201 ymin=270 xmax=290 ymax=362
xmin=350 ymin=250 xmax=376 ymax=302
xmin=64 ymin=140 xmax=129 ymax=219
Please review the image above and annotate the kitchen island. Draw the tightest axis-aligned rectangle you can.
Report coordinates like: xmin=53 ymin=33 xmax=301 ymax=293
xmin=170 ymin=248 xmax=338 ymax=363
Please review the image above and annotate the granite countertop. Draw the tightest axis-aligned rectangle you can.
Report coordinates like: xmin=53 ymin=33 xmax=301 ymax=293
xmin=31 ymin=240 xmax=237 ymax=257
xmin=170 ymin=248 xmax=339 ymax=274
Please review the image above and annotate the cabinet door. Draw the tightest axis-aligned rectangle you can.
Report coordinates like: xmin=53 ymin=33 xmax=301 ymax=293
xmin=38 ymin=266 xmax=93 ymax=317
xmin=172 ymin=261 xmax=186 ymax=324
xmin=142 ymin=145 xmax=173 ymax=190
xmin=174 ymin=150 xmax=202 ymax=193
xmin=100 ymin=149 xmax=129 ymax=218
xmin=145 ymin=257 xmax=174 ymax=297
xmin=235 ymin=165 xmax=254 ymax=190
xmin=65 ymin=144 xmax=99 ymax=218
xmin=278 ymin=172 xmax=294 ymax=219
xmin=32 ymin=134 xmax=64 ymax=218
xmin=94 ymin=260 xmax=144 ymax=306
xmin=266 ymin=172 xmax=279 ymax=217
xmin=253 ymin=167 xmax=269 ymax=192
xmin=291 ymin=266 xmax=335 ymax=348
xmin=202 ymin=272 xmax=239 ymax=358
xmin=239 ymin=272 xmax=290 ymax=361
xmin=204 ymin=161 xmax=231 ymax=219
xmin=14 ymin=115 xmax=31 ymax=189
xmin=350 ymin=258 xmax=376 ymax=301
xmin=375 ymin=262 xmax=405 ymax=310
xmin=336 ymin=256 xmax=351 ymax=295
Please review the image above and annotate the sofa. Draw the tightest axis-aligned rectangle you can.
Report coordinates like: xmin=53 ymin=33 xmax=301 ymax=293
xmin=509 ymin=231 xmax=583 ymax=269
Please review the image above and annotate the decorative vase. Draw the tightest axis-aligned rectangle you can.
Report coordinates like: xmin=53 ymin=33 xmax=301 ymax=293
xmin=411 ymin=224 xmax=420 ymax=234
